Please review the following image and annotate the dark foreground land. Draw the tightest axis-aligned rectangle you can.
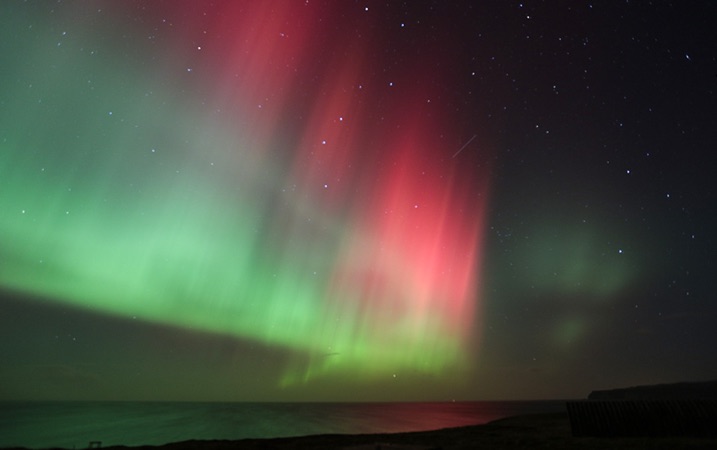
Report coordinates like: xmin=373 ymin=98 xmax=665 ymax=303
xmin=11 ymin=413 xmax=717 ymax=450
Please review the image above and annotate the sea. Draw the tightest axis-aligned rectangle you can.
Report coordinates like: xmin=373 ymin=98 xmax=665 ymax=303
xmin=0 ymin=401 xmax=567 ymax=449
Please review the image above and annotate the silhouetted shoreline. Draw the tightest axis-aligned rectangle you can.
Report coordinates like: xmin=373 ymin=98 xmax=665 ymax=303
xmin=5 ymin=412 xmax=717 ymax=450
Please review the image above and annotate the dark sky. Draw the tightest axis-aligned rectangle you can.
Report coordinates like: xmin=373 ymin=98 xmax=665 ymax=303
xmin=1 ymin=1 xmax=715 ymax=402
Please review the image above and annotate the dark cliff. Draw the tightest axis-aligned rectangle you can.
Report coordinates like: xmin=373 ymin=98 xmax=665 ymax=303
xmin=588 ymin=379 xmax=717 ymax=400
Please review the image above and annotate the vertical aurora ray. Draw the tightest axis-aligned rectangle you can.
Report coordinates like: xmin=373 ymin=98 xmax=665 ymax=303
xmin=0 ymin=2 xmax=490 ymax=386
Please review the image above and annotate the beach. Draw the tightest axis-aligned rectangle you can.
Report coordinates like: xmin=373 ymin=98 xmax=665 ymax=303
xmin=13 ymin=413 xmax=712 ymax=450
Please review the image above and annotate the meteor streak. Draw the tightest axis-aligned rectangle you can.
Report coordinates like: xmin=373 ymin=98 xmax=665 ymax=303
xmin=452 ymin=134 xmax=477 ymax=158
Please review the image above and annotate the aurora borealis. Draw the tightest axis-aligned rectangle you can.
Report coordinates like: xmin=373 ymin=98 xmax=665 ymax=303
xmin=2 ymin=1 xmax=716 ymax=402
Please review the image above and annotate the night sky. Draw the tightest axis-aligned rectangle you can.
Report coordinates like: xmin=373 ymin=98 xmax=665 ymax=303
xmin=1 ymin=1 xmax=715 ymax=402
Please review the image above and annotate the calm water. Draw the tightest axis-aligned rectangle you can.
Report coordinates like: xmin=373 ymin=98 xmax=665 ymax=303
xmin=0 ymin=401 xmax=566 ymax=449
